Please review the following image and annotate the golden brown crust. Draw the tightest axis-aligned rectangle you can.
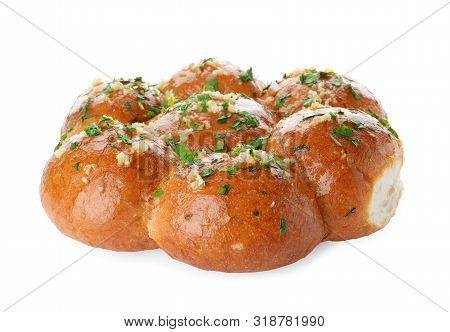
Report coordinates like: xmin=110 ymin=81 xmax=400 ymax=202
xmin=41 ymin=120 xmax=173 ymax=251
xmin=267 ymin=108 xmax=403 ymax=240
xmin=61 ymin=78 xmax=162 ymax=137
xmin=150 ymin=91 xmax=274 ymax=153
xmin=261 ymin=69 xmax=387 ymax=120
xmin=159 ymin=58 xmax=263 ymax=100
xmin=148 ymin=152 xmax=326 ymax=272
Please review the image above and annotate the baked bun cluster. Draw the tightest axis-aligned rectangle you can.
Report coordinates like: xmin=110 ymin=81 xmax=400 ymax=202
xmin=41 ymin=58 xmax=403 ymax=272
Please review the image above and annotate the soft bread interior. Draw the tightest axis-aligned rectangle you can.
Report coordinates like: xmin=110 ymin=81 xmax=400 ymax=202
xmin=369 ymin=159 xmax=403 ymax=227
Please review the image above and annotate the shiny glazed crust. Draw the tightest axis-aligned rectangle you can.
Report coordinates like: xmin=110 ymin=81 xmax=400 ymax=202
xmin=148 ymin=154 xmax=326 ymax=272
xmin=267 ymin=108 xmax=403 ymax=240
xmin=61 ymin=77 xmax=162 ymax=137
xmin=150 ymin=91 xmax=274 ymax=152
xmin=41 ymin=121 xmax=173 ymax=251
xmin=159 ymin=58 xmax=264 ymax=100
xmin=261 ymin=69 xmax=387 ymax=120
xmin=40 ymin=61 xmax=404 ymax=270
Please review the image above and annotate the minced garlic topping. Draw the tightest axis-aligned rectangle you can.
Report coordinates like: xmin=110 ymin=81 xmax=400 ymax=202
xmin=116 ymin=152 xmax=131 ymax=167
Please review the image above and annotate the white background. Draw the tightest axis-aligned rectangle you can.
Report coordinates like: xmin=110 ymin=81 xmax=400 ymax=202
xmin=0 ymin=0 xmax=449 ymax=330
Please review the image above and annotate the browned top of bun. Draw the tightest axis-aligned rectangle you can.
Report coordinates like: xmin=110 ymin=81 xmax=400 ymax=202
xmin=149 ymin=91 xmax=274 ymax=153
xmin=148 ymin=150 xmax=325 ymax=272
xmin=159 ymin=58 xmax=263 ymax=100
xmin=267 ymin=108 xmax=402 ymax=240
xmin=41 ymin=118 xmax=173 ymax=251
xmin=61 ymin=77 xmax=162 ymax=137
xmin=261 ymin=68 xmax=387 ymax=120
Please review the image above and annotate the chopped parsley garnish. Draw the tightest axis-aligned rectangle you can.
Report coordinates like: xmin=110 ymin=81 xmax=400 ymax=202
xmin=70 ymin=142 xmax=79 ymax=150
xmin=81 ymin=98 xmax=91 ymax=121
xmin=197 ymin=93 xmax=211 ymax=111
xmin=239 ymin=67 xmax=253 ymax=82
xmin=98 ymin=115 xmax=114 ymax=127
xmin=329 ymin=76 xmax=343 ymax=86
xmin=103 ymin=84 xmax=114 ymax=94
xmin=172 ymin=141 xmax=196 ymax=163
xmin=275 ymin=94 xmax=291 ymax=109
xmin=214 ymin=139 xmax=226 ymax=152
xmin=124 ymin=100 xmax=132 ymax=110
xmin=330 ymin=135 xmax=342 ymax=146
xmin=332 ymin=124 xmax=359 ymax=146
xmin=117 ymin=132 xmax=132 ymax=145
xmin=291 ymin=144 xmax=310 ymax=153
xmin=204 ymin=77 xmax=217 ymax=91
xmin=201 ymin=168 xmax=214 ymax=178
xmin=370 ymin=111 xmax=399 ymax=138
xmin=347 ymin=84 xmax=361 ymax=101
xmin=73 ymin=162 xmax=80 ymax=171
xmin=279 ymin=218 xmax=287 ymax=234
xmin=219 ymin=183 xmax=230 ymax=195
xmin=191 ymin=123 xmax=205 ymax=131
xmin=225 ymin=163 xmax=240 ymax=175
xmin=230 ymin=144 xmax=243 ymax=157
xmin=221 ymin=101 xmax=229 ymax=110
xmin=152 ymin=187 xmax=164 ymax=198
xmin=330 ymin=112 xmax=337 ymax=121
xmin=388 ymin=127 xmax=399 ymax=138
xmin=231 ymin=112 xmax=259 ymax=131
xmin=124 ymin=123 xmax=137 ymax=132
xmin=84 ymin=124 xmax=102 ymax=137
xmin=301 ymin=97 xmax=314 ymax=107
xmin=217 ymin=113 xmax=231 ymax=124
xmin=247 ymin=136 xmax=267 ymax=150
xmin=300 ymin=69 xmax=320 ymax=85
xmin=333 ymin=124 xmax=354 ymax=139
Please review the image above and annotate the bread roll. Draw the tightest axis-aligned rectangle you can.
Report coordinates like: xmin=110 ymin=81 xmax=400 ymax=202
xmin=267 ymin=108 xmax=403 ymax=240
xmin=261 ymin=68 xmax=387 ymax=120
xmin=159 ymin=58 xmax=264 ymax=100
xmin=148 ymin=151 xmax=325 ymax=272
xmin=41 ymin=117 xmax=173 ymax=251
xmin=61 ymin=77 xmax=163 ymax=138
xmin=150 ymin=91 xmax=274 ymax=153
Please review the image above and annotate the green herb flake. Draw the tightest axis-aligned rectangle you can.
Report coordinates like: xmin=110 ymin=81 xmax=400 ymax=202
xmin=117 ymin=132 xmax=132 ymax=145
xmin=231 ymin=112 xmax=259 ymax=131
xmin=124 ymin=100 xmax=132 ymax=110
xmin=330 ymin=135 xmax=342 ymax=146
xmin=173 ymin=141 xmax=196 ymax=164
xmin=81 ymin=98 xmax=91 ymax=121
xmin=217 ymin=113 xmax=231 ymax=124
xmin=275 ymin=94 xmax=291 ymax=109
xmin=201 ymin=168 xmax=214 ymax=178
xmin=279 ymin=218 xmax=287 ymax=234
xmin=84 ymin=124 xmax=103 ymax=137
xmin=347 ymin=84 xmax=361 ymax=101
xmin=70 ymin=142 xmax=79 ymax=150
xmin=300 ymin=69 xmax=320 ymax=86
xmin=291 ymin=144 xmax=310 ymax=153
xmin=73 ymin=162 xmax=80 ymax=171
xmin=152 ymin=187 xmax=164 ymax=198
xmin=204 ymin=77 xmax=218 ymax=91
xmin=214 ymin=139 xmax=226 ymax=152
xmin=197 ymin=93 xmax=211 ymax=111
xmin=301 ymin=97 xmax=314 ymax=107
xmin=247 ymin=136 xmax=267 ymax=150
xmin=221 ymin=101 xmax=229 ymax=110
xmin=330 ymin=112 xmax=337 ymax=121
xmin=191 ymin=123 xmax=205 ymax=131
xmin=103 ymin=84 xmax=114 ymax=94
xmin=239 ymin=67 xmax=253 ymax=82
xmin=219 ymin=183 xmax=230 ymax=195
